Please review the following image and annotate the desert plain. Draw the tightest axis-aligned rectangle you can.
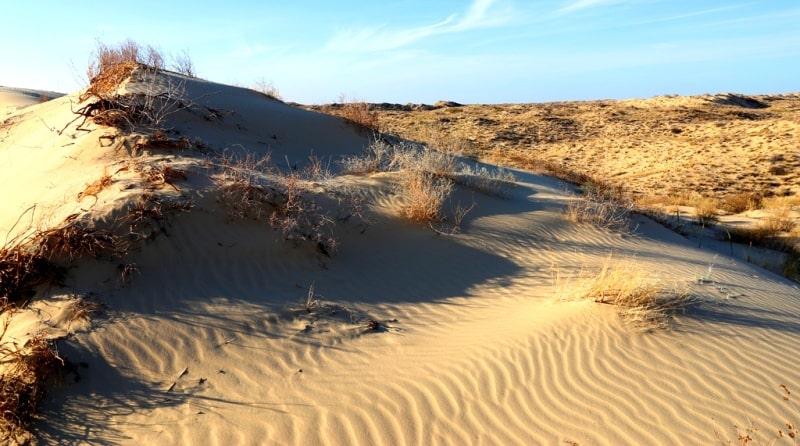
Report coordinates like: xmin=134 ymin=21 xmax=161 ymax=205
xmin=1 ymin=60 xmax=799 ymax=445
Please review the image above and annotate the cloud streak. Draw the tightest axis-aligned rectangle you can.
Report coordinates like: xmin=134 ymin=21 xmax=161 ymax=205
xmin=556 ymin=0 xmax=630 ymax=15
xmin=323 ymin=0 xmax=512 ymax=53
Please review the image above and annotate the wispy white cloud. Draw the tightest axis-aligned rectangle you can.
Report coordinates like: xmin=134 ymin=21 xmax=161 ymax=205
xmin=556 ymin=0 xmax=630 ymax=15
xmin=323 ymin=0 xmax=512 ymax=53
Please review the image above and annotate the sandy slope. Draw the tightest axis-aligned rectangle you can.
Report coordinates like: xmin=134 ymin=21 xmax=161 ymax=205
xmin=2 ymin=72 xmax=800 ymax=445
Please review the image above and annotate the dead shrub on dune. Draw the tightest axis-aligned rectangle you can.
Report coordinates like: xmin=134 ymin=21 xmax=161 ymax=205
xmin=77 ymin=169 xmax=115 ymax=200
xmin=61 ymin=40 xmax=189 ymax=135
xmin=1 ymin=211 xmax=124 ymax=308
xmin=0 ymin=317 xmax=65 ymax=444
xmin=400 ymin=170 xmax=453 ymax=222
xmin=694 ymin=196 xmax=720 ymax=227
xmin=721 ymin=191 xmax=763 ymax=214
xmin=564 ymin=187 xmax=635 ymax=233
xmin=562 ymin=255 xmax=695 ymax=329
xmin=123 ymin=194 xmax=193 ymax=241
xmin=0 ymin=245 xmax=64 ymax=309
xmin=336 ymin=95 xmax=380 ymax=133
xmin=214 ymin=153 xmax=339 ymax=256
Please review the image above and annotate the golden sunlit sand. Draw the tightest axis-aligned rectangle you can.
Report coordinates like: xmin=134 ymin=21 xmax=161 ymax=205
xmin=1 ymin=63 xmax=799 ymax=445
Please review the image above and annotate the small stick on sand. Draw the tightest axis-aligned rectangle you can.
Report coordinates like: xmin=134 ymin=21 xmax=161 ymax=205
xmin=166 ymin=366 xmax=189 ymax=392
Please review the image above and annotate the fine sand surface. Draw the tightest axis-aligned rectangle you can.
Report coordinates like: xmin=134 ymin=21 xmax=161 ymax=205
xmin=2 ymin=72 xmax=800 ymax=445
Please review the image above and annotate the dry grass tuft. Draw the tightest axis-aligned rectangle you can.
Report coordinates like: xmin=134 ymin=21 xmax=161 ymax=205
xmin=565 ymin=187 xmax=635 ymax=233
xmin=721 ymin=192 xmax=763 ymax=214
xmin=0 ymin=247 xmax=64 ymax=308
xmin=0 ymin=213 xmax=123 ymax=307
xmin=695 ymin=196 xmax=720 ymax=227
xmin=61 ymin=40 xmax=190 ymax=135
xmin=214 ymin=153 xmax=339 ymax=256
xmin=400 ymin=170 xmax=453 ymax=222
xmin=77 ymin=169 xmax=115 ymax=200
xmin=564 ymin=255 xmax=694 ymax=328
xmin=337 ymin=96 xmax=380 ymax=133
xmin=124 ymin=194 xmax=193 ymax=241
xmin=0 ymin=318 xmax=65 ymax=443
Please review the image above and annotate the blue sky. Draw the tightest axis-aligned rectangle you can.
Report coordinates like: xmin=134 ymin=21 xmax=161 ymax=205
xmin=1 ymin=0 xmax=798 ymax=103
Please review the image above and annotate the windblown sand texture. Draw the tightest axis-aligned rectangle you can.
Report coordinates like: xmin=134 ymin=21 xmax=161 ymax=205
xmin=1 ymin=73 xmax=800 ymax=445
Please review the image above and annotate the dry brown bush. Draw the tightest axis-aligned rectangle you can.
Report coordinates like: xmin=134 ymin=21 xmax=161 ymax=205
xmin=694 ymin=196 xmax=720 ymax=227
xmin=337 ymin=96 xmax=380 ymax=133
xmin=721 ymin=192 xmax=763 ymax=214
xmin=63 ymin=40 xmax=189 ymax=135
xmin=215 ymin=153 xmax=339 ymax=256
xmin=564 ymin=255 xmax=694 ymax=328
xmin=400 ymin=171 xmax=453 ymax=222
xmin=0 ymin=320 xmax=65 ymax=443
xmin=77 ymin=169 xmax=115 ymax=200
xmin=565 ymin=196 xmax=634 ymax=232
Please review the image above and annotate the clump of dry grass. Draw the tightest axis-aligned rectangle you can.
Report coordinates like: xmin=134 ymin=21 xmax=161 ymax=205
xmin=214 ymin=153 xmax=340 ymax=256
xmin=337 ymin=95 xmax=380 ymax=133
xmin=0 ymin=246 xmax=64 ymax=308
xmin=77 ymin=169 xmax=115 ymax=200
xmin=123 ymin=194 xmax=194 ymax=241
xmin=695 ymin=196 xmax=720 ymax=227
xmin=251 ymin=78 xmax=282 ymax=101
xmin=61 ymin=40 xmax=189 ymax=135
xmin=342 ymin=140 xmax=517 ymax=223
xmin=721 ymin=192 xmax=763 ymax=214
xmin=565 ymin=193 xmax=635 ymax=232
xmin=0 ymin=213 xmax=124 ymax=307
xmin=0 ymin=317 xmax=65 ymax=443
xmin=399 ymin=170 xmax=454 ymax=222
xmin=562 ymin=255 xmax=694 ymax=328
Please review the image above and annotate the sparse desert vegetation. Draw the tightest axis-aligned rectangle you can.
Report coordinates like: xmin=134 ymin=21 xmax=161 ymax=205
xmin=3 ymin=37 xmax=800 ymax=445
xmin=312 ymin=94 xmax=800 ymax=279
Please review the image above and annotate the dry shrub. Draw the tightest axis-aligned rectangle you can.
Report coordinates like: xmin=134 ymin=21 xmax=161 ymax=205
xmin=0 ymin=247 xmax=63 ymax=307
xmin=215 ymin=153 xmax=339 ymax=256
xmin=337 ymin=96 xmax=380 ymax=133
xmin=171 ymin=49 xmax=196 ymax=77
xmin=454 ymin=165 xmax=517 ymax=198
xmin=342 ymin=140 xmax=518 ymax=222
xmin=565 ymin=197 xmax=634 ymax=232
xmin=251 ymin=79 xmax=282 ymax=100
xmin=721 ymin=192 xmax=763 ymax=214
xmin=0 ymin=321 xmax=65 ymax=443
xmin=33 ymin=223 xmax=119 ymax=264
xmin=763 ymin=212 xmax=796 ymax=234
xmin=0 ymin=213 xmax=124 ymax=306
xmin=124 ymin=194 xmax=193 ymax=240
xmin=77 ymin=169 xmax=115 ymax=200
xmin=726 ymin=225 xmax=782 ymax=247
xmin=217 ymin=153 xmax=276 ymax=220
xmin=763 ymin=195 xmax=800 ymax=211
xmin=64 ymin=40 xmax=188 ymax=135
xmin=399 ymin=170 xmax=453 ymax=222
xmin=566 ymin=255 xmax=693 ymax=328
xmin=135 ymin=162 xmax=188 ymax=190
xmin=339 ymin=139 xmax=407 ymax=174
xmin=694 ymin=196 xmax=720 ymax=227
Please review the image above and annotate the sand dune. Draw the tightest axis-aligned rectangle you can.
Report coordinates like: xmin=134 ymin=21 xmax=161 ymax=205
xmin=2 ymin=69 xmax=800 ymax=445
